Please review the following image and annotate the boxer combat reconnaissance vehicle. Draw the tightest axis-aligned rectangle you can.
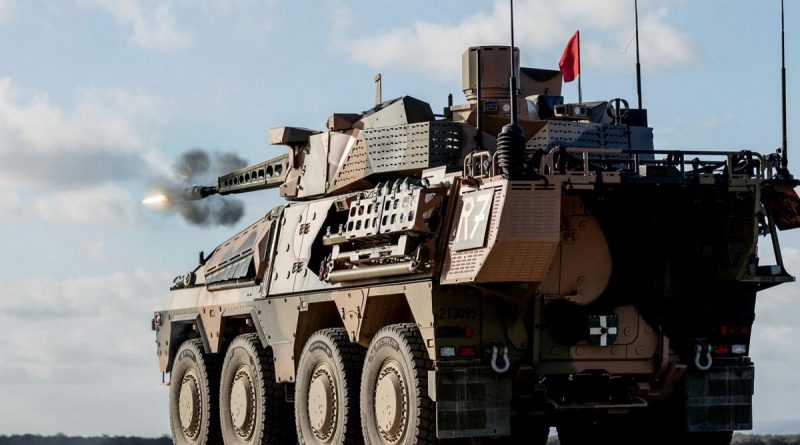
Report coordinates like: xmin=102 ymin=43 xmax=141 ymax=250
xmin=151 ymin=45 xmax=800 ymax=445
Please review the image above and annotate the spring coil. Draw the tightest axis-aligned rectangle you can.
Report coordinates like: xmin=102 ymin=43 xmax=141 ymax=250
xmin=496 ymin=122 xmax=526 ymax=178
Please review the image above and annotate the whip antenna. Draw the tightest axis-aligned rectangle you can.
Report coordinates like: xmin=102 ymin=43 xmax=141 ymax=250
xmin=781 ymin=0 xmax=789 ymax=171
xmin=509 ymin=0 xmax=518 ymax=124
xmin=495 ymin=0 xmax=526 ymax=178
xmin=635 ymin=0 xmax=643 ymax=109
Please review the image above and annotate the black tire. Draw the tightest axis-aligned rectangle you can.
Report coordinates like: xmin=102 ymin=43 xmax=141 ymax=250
xmin=360 ymin=323 xmax=435 ymax=445
xmin=219 ymin=333 xmax=296 ymax=445
xmin=169 ymin=339 xmax=221 ymax=445
xmin=295 ymin=328 xmax=365 ymax=445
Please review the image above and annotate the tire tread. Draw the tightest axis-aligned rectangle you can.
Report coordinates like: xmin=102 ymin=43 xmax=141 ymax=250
xmin=369 ymin=323 xmax=436 ymax=445
xmin=170 ymin=338 xmax=222 ymax=445
xmin=221 ymin=333 xmax=296 ymax=445
xmin=296 ymin=328 xmax=365 ymax=445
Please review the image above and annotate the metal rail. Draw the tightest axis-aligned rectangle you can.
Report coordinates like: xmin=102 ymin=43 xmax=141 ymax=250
xmin=464 ymin=148 xmax=777 ymax=181
xmin=546 ymin=148 xmax=770 ymax=180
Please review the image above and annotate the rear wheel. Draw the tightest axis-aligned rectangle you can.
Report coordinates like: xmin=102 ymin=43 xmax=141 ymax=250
xmin=170 ymin=339 xmax=221 ymax=445
xmin=360 ymin=323 xmax=435 ymax=445
xmin=219 ymin=333 xmax=295 ymax=445
xmin=295 ymin=328 xmax=365 ymax=445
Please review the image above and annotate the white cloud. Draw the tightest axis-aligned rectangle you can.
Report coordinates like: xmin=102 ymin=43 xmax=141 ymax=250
xmin=0 ymin=190 xmax=23 ymax=220
xmin=87 ymin=238 xmax=108 ymax=262
xmin=82 ymin=0 xmax=190 ymax=52
xmin=0 ymin=77 xmax=172 ymax=188
xmin=0 ymin=185 xmax=153 ymax=228
xmin=0 ymin=269 xmax=172 ymax=435
xmin=0 ymin=269 xmax=162 ymax=318
xmin=342 ymin=0 xmax=699 ymax=81
xmin=32 ymin=184 xmax=145 ymax=227
xmin=750 ymin=247 xmax=800 ymax=422
xmin=0 ymin=0 xmax=13 ymax=23
xmin=0 ymin=77 xmax=174 ymax=227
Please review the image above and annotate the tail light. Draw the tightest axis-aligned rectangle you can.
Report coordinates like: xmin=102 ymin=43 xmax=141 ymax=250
xmin=714 ymin=345 xmax=730 ymax=355
xmin=458 ymin=346 xmax=478 ymax=358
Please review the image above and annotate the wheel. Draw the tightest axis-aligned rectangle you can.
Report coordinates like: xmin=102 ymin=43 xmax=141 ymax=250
xmin=360 ymin=323 xmax=435 ymax=445
xmin=169 ymin=339 xmax=221 ymax=445
xmin=295 ymin=328 xmax=365 ymax=445
xmin=219 ymin=333 xmax=296 ymax=445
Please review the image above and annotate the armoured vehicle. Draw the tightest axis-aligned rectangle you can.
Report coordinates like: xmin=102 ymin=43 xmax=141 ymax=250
xmin=151 ymin=44 xmax=800 ymax=445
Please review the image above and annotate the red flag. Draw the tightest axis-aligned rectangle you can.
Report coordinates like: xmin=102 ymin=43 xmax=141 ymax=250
xmin=559 ymin=31 xmax=580 ymax=83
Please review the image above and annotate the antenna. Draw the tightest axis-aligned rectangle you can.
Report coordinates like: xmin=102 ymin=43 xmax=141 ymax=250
xmin=781 ymin=0 xmax=789 ymax=171
xmin=509 ymin=0 xmax=518 ymax=124
xmin=475 ymin=48 xmax=484 ymax=150
xmin=635 ymin=0 xmax=643 ymax=109
xmin=374 ymin=73 xmax=382 ymax=105
xmin=495 ymin=0 xmax=526 ymax=179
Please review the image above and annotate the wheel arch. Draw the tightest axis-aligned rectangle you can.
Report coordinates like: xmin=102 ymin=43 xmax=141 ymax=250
xmin=157 ymin=312 xmax=202 ymax=374
xmin=294 ymin=300 xmax=343 ymax=368
xmin=333 ymin=281 xmax=436 ymax=358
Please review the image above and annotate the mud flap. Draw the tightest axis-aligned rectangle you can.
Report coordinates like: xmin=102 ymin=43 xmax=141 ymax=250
xmin=684 ymin=364 xmax=754 ymax=432
xmin=435 ymin=367 xmax=511 ymax=439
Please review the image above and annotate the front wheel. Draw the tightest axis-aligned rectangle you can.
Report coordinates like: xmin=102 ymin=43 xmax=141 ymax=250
xmin=169 ymin=339 xmax=221 ymax=445
xmin=360 ymin=323 xmax=436 ymax=445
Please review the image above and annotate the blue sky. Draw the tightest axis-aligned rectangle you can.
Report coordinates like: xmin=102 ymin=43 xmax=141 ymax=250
xmin=0 ymin=0 xmax=798 ymax=437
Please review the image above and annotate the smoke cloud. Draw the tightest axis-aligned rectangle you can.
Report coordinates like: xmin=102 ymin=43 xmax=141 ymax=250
xmin=148 ymin=148 xmax=248 ymax=226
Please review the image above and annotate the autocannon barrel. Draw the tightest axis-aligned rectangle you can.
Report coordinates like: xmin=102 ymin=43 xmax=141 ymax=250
xmin=217 ymin=153 xmax=290 ymax=195
xmin=181 ymin=186 xmax=219 ymax=201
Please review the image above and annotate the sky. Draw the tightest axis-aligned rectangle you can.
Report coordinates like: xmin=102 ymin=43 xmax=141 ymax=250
xmin=0 ymin=0 xmax=798 ymax=437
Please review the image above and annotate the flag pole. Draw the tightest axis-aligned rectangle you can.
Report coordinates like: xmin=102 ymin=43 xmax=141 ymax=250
xmin=577 ymin=30 xmax=583 ymax=104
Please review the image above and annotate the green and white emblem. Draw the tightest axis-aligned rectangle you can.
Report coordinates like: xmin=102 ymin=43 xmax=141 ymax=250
xmin=588 ymin=315 xmax=618 ymax=347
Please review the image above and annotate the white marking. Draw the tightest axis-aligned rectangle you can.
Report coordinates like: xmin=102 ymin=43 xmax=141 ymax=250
xmin=589 ymin=316 xmax=617 ymax=347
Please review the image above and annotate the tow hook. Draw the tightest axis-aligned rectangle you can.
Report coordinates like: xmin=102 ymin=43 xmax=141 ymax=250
xmin=490 ymin=344 xmax=510 ymax=374
xmin=694 ymin=343 xmax=713 ymax=371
